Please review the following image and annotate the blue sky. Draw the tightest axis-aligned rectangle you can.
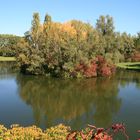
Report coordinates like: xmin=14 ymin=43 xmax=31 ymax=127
xmin=0 ymin=0 xmax=140 ymax=36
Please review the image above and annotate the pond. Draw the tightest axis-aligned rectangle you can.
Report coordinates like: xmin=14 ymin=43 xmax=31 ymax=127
xmin=0 ymin=62 xmax=140 ymax=139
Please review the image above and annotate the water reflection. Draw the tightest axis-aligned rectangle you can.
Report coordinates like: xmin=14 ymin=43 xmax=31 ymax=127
xmin=117 ymin=70 xmax=140 ymax=88
xmin=1 ymin=62 xmax=140 ymax=134
xmin=16 ymin=75 xmax=122 ymax=129
xmin=0 ymin=62 xmax=16 ymax=79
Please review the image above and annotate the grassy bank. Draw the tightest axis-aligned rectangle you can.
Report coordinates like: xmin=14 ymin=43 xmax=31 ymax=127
xmin=116 ymin=62 xmax=140 ymax=70
xmin=0 ymin=56 xmax=16 ymax=61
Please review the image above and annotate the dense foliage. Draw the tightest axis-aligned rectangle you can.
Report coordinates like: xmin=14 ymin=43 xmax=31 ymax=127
xmin=17 ymin=13 xmax=125 ymax=77
xmin=0 ymin=13 xmax=139 ymax=77
xmin=0 ymin=34 xmax=21 ymax=56
xmin=1 ymin=123 xmax=139 ymax=140
xmin=0 ymin=124 xmax=69 ymax=140
xmin=134 ymin=32 xmax=140 ymax=51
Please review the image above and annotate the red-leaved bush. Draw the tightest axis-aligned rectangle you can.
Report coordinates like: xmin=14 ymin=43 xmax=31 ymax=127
xmin=131 ymin=52 xmax=140 ymax=62
xmin=73 ymin=56 xmax=115 ymax=78
xmin=67 ymin=123 xmax=129 ymax=140
xmin=97 ymin=56 xmax=115 ymax=77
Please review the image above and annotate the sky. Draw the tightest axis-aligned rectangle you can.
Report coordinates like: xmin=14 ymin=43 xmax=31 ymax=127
xmin=0 ymin=0 xmax=140 ymax=36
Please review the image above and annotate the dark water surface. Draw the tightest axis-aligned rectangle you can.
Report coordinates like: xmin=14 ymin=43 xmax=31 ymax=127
xmin=0 ymin=62 xmax=140 ymax=139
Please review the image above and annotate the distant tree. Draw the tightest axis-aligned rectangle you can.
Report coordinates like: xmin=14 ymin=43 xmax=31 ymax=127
xmin=0 ymin=34 xmax=21 ymax=56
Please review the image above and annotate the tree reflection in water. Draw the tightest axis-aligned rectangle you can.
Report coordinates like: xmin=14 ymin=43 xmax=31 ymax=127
xmin=0 ymin=62 xmax=16 ymax=79
xmin=17 ymin=74 xmax=122 ymax=129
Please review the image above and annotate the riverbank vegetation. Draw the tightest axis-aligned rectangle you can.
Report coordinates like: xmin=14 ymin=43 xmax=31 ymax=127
xmin=116 ymin=62 xmax=140 ymax=70
xmin=0 ymin=123 xmax=137 ymax=140
xmin=1 ymin=13 xmax=140 ymax=77
xmin=0 ymin=123 xmax=127 ymax=140
xmin=0 ymin=124 xmax=69 ymax=140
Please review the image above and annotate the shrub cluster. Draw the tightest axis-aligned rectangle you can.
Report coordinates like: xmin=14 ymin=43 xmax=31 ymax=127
xmin=0 ymin=123 xmax=132 ymax=140
xmin=0 ymin=124 xmax=69 ymax=140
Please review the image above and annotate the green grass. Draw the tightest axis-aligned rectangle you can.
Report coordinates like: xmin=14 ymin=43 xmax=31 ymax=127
xmin=0 ymin=56 xmax=16 ymax=61
xmin=116 ymin=62 xmax=140 ymax=70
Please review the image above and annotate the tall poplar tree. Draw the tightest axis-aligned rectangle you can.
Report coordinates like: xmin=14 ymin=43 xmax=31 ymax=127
xmin=31 ymin=13 xmax=41 ymax=48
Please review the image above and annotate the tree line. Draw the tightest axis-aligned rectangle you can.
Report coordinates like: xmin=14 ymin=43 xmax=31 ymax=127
xmin=0 ymin=34 xmax=21 ymax=56
xmin=1 ymin=13 xmax=140 ymax=77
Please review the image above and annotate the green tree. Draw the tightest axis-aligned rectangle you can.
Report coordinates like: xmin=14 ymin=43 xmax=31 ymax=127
xmin=96 ymin=15 xmax=116 ymax=54
xmin=31 ymin=13 xmax=41 ymax=48
xmin=134 ymin=32 xmax=140 ymax=51
xmin=121 ymin=32 xmax=135 ymax=60
xmin=96 ymin=15 xmax=114 ymax=36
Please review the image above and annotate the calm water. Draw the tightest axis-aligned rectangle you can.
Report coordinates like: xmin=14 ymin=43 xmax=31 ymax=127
xmin=0 ymin=62 xmax=140 ymax=139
